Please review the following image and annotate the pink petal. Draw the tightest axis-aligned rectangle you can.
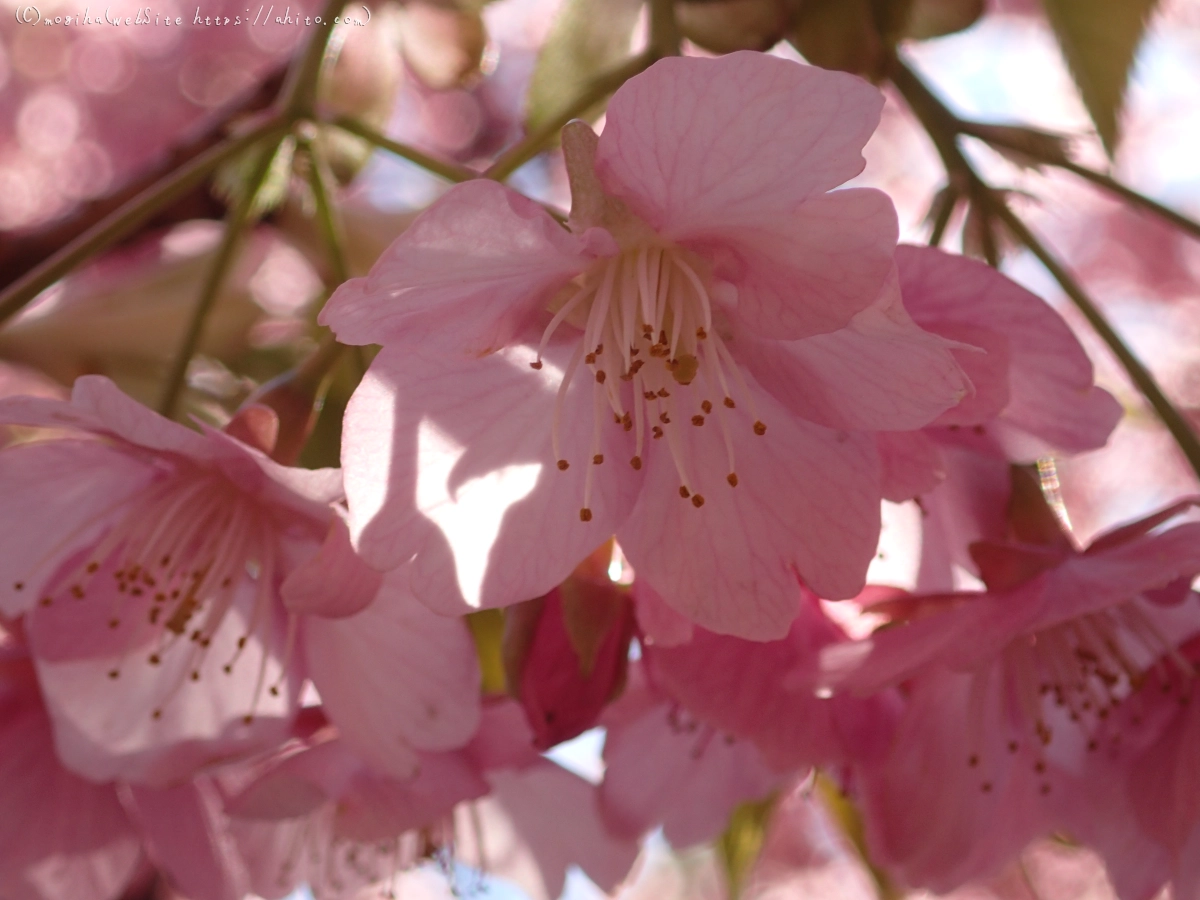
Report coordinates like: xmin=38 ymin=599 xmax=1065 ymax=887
xmin=631 ymin=579 xmax=694 ymax=648
xmin=896 ymin=246 xmax=1121 ymax=457
xmin=487 ymin=760 xmax=640 ymax=895
xmin=342 ymin=331 xmax=641 ymax=614
xmin=302 ymin=567 xmax=481 ymax=779
xmin=0 ymin=702 xmax=141 ymax=900
xmin=318 ymin=179 xmax=587 ymax=353
xmin=70 ymin=376 xmax=213 ymax=458
xmin=596 ymin=52 xmax=884 ymax=234
xmin=877 ymin=430 xmax=946 ymax=502
xmin=618 ymin=381 xmax=881 ymax=639
xmin=124 ymin=780 xmax=247 ymax=900
xmin=704 ymin=189 xmax=898 ymax=340
xmin=599 ymin=690 xmax=781 ymax=848
xmin=649 ymin=605 xmax=895 ymax=771
xmin=28 ymin=578 xmax=298 ymax=785
xmin=0 ymin=440 xmax=154 ymax=617
xmin=735 ymin=265 xmax=971 ymax=429
xmin=280 ymin=512 xmax=382 ymax=619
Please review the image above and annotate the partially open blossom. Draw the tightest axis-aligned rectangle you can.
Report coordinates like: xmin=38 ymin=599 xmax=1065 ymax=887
xmin=0 ymin=376 xmax=480 ymax=784
xmin=321 ymin=51 xmax=971 ymax=640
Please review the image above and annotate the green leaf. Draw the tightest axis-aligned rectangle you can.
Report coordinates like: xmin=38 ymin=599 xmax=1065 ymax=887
xmin=716 ymin=796 xmax=776 ymax=898
xmin=524 ymin=0 xmax=643 ymax=133
xmin=1041 ymin=0 xmax=1160 ymax=156
xmin=213 ymin=135 xmax=297 ymax=219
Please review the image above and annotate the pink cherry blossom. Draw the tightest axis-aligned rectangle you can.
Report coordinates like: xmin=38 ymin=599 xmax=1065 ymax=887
xmin=0 ymin=376 xmax=480 ymax=784
xmin=0 ymin=624 xmax=290 ymax=900
xmin=826 ymin=501 xmax=1200 ymax=891
xmin=321 ymin=51 xmax=971 ymax=640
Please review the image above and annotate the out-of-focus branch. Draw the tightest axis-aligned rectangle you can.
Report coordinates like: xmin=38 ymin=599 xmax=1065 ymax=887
xmin=158 ymin=133 xmax=287 ymax=418
xmin=0 ymin=114 xmax=289 ymax=328
xmin=888 ymin=54 xmax=1200 ymax=483
xmin=299 ymin=135 xmax=351 ymax=287
xmin=958 ymin=122 xmax=1200 ymax=243
xmin=331 ymin=117 xmax=478 ymax=183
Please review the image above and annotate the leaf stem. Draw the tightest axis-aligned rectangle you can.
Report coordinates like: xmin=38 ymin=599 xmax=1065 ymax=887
xmin=888 ymin=54 xmax=1200 ymax=482
xmin=0 ymin=115 xmax=288 ymax=327
xmin=277 ymin=0 xmax=350 ymax=119
xmin=331 ymin=117 xmax=478 ymax=183
xmin=158 ymin=133 xmax=287 ymax=418
xmin=484 ymin=51 xmax=656 ymax=182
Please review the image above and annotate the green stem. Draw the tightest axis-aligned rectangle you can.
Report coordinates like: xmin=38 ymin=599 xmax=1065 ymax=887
xmin=0 ymin=116 xmax=287 ymax=326
xmin=927 ymin=188 xmax=958 ymax=247
xmin=158 ymin=134 xmax=286 ymax=418
xmin=647 ymin=0 xmax=681 ymax=57
xmin=889 ymin=54 xmax=1200 ymax=482
xmin=299 ymin=138 xmax=350 ymax=286
xmin=961 ymin=125 xmax=1200 ymax=242
xmin=485 ymin=52 xmax=656 ymax=182
xmin=277 ymin=0 xmax=350 ymax=119
xmin=331 ymin=117 xmax=478 ymax=183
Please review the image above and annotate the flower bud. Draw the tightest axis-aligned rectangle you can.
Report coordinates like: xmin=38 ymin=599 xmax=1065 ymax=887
xmin=503 ymin=552 xmax=635 ymax=750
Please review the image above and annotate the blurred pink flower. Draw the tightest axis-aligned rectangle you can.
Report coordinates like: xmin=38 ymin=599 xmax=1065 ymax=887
xmin=598 ymin=663 xmax=783 ymax=849
xmin=321 ymin=51 xmax=971 ymax=640
xmin=0 ymin=376 xmax=479 ymax=784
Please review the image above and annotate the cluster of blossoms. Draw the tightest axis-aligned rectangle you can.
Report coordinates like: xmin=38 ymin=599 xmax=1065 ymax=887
xmin=2 ymin=47 xmax=1200 ymax=900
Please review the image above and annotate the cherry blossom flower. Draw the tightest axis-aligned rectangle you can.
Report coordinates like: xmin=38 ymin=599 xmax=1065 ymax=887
xmin=0 ymin=624 xmax=283 ymax=900
xmin=320 ymin=51 xmax=971 ymax=640
xmin=0 ymin=376 xmax=480 ymax=784
xmin=826 ymin=499 xmax=1200 ymax=891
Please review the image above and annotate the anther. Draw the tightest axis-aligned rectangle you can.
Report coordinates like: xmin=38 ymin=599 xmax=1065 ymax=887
xmin=530 ymin=360 xmax=543 ymax=370
xmin=191 ymin=671 xmax=201 ymax=681
xmin=70 ymin=585 xmax=84 ymax=599
xmin=727 ymin=473 xmax=739 ymax=487
xmin=701 ymin=400 xmax=713 ymax=414
xmin=595 ymin=371 xmax=607 ymax=384
xmin=13 ymin=581 xmax=23 ymax=591
xmin=39 ymin=597 xmax=52 ymax=607
xmin=691 ymin=415 xmax=705 ymax=426
xmin=652 ymin=426 xmax=664 ymax=439
xmin=585 ymin=353 xmax=596 ymax=365
xmin=108 ymin=618 xmax=120 ymax=629
xmin=579 ymin=508 xmax=593 ymax=522
xmin=753 ymin=421 xmax=767 ymax=435
xmin=592 ymin=454 xmax=604 ymax=465
xmin=724 ymin=397 xmax=735 ymax=408
xmin=630 ymin=456 xmax=643 ymax=470
xmin=967 ymin=754 xmax=979 ymax=767
xmin=152 ymin=709 xmax=162 ymax=720
xmin=659 ymin=413 xmax=670 ymax=424
xmin=557 ymin=460 xmax=570 ymax=471
xmin=679 ymin=486 xmax=691 ymax=499
xmin=108 ymin=669 xmax=120 ymax=680
xmin=644 ymin=391 xmax=657 ymax=401
xmin=622 ymin=413 xmax=632 ymax=431
xmin=691 ymin=495 xmax=705 ymax=508
xmin=657 ymin=389 xmax=670 ymax=398
xmin=148 ymin=654 xmax=161 ymax=665
xmin=696 ymin=327 xmax=708 ymax=339
xmin=242 ymin=714 xmax=253 ymax=725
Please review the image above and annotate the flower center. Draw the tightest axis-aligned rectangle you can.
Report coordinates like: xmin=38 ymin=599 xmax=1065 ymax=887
xmin=31 ymin=463 xmax=291 ymax=721
xmin=532 ymin=244 xmax=766 ymax=522
xmin=963 ymin=604 xmax=1193 ymax=794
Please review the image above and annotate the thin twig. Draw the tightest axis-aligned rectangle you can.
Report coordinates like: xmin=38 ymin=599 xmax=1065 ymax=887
xmin=299 ymin=138 xmax=350 ymax=286
xmin=158 ymin=134 xmax=286 ymax=418
xmin=963 ymin=124 xmax=1200 ymax=242
xmin=988 ymin=197 xmax=1200 ymax=480
xmin=0 ymin=115 xmax=288 ymax=327
xmin=331 ymin=117 xmax=478 ymax=183
xmin=484 ymin=52 xmax=656 ymax=182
